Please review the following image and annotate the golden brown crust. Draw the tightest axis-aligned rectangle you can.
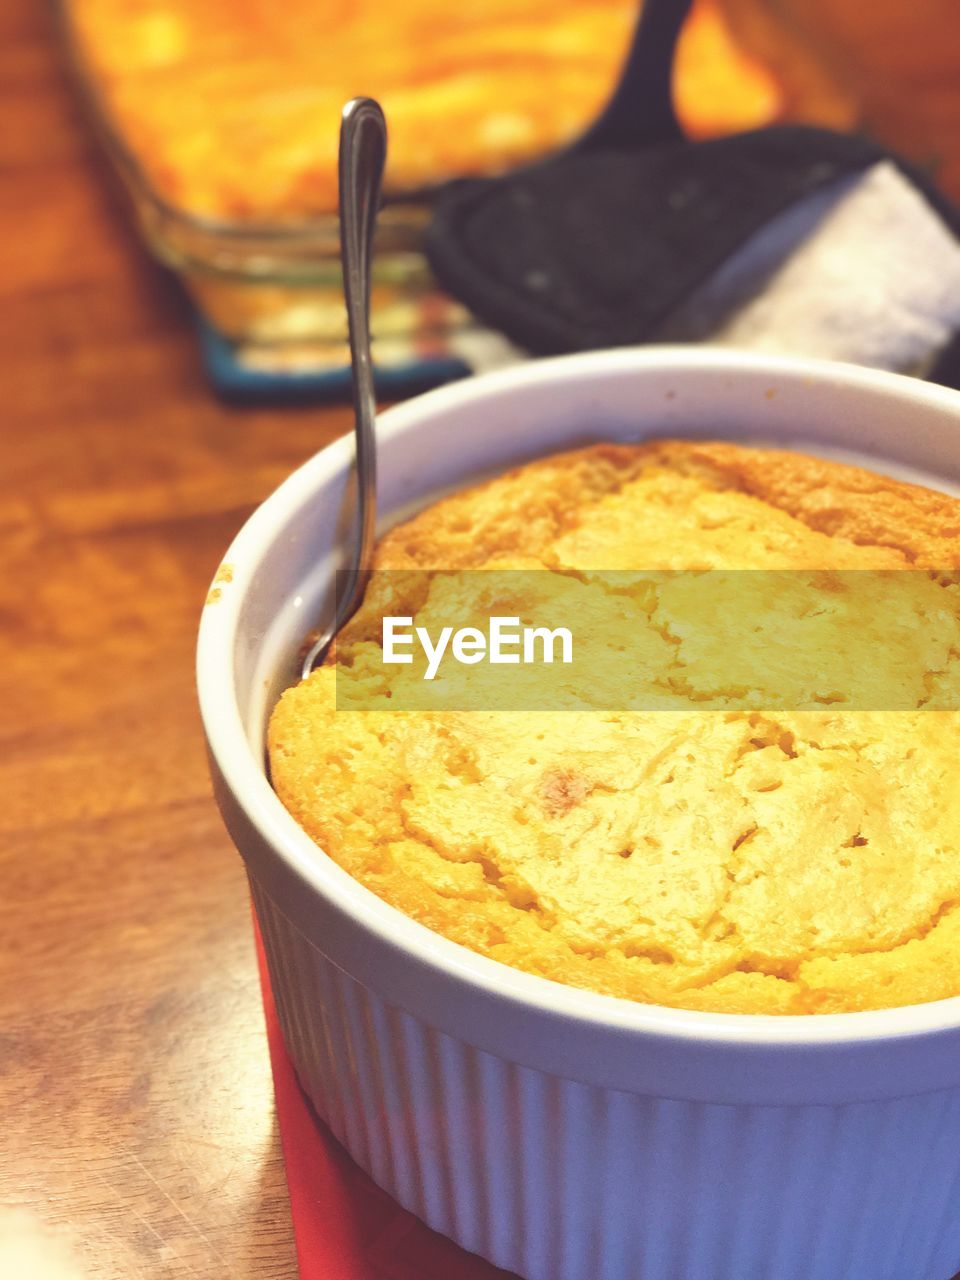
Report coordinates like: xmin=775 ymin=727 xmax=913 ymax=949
xmin=270 ymin=439 xmax=960 ymax=1016
xmin=375 ymin=440 xmax=960 ymax=572
xmin=69 ymin=4 xmax=781 ymax=222
xmin=372 ymin=444 xmax=649 ymax=569
xmin=69 ymin=1 xmax=637 ymax=219
xmin=640 ymin=439 xmax=960 ymax=567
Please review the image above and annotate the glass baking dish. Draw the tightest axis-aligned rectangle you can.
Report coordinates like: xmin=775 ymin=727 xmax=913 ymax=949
xmin=53 ymin=0 xmax=484 ymax=378
xmin=54 ymin=0 xmax=782 ymax=379
xmin=53 ymin=0 xmax=639 ymax=377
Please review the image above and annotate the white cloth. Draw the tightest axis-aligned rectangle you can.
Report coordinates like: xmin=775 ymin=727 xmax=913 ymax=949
xmin=459 ymin=161 xmax=960 ymax=377
xmin=682 ymin=161 xmax=960 ymax=374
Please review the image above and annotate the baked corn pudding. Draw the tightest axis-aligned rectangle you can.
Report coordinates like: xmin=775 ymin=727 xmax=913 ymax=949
xmin=269 ymin=441 xmax=960 ymax=1015
xmin=66 ymin=0 xmax=780 ymax=220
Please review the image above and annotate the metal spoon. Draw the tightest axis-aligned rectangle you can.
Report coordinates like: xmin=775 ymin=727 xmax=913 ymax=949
xmin=301 ymin=97 xmax=387 ymax=678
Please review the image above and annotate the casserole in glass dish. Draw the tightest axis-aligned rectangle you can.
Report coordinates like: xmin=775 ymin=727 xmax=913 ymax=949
xmin=56 ymin=0 xmax=780 ymax=375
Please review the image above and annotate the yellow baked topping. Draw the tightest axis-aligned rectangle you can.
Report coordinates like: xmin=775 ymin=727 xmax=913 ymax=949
xmin=67 ymin=0 xmax=780 ymax=220
xmin=269 ymin=441 xmax=960 ymax=1015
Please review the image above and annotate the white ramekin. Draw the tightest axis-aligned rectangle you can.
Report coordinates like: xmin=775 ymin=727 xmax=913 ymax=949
xmin=198 ymin=349 xmax=960 ymax=1280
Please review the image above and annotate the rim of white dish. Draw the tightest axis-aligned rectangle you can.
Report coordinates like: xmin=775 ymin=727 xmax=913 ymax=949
xmin=197 ymin=346 xmax=960 ymax=1049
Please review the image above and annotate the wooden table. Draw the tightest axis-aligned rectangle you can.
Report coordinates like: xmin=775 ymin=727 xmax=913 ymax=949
xmin=0 ymin=4 xmax=355 ymax=1274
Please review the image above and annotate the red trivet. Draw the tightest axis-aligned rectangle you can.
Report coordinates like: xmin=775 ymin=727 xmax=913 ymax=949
xmin=254 ymin=920 xmax=519 ymax=1280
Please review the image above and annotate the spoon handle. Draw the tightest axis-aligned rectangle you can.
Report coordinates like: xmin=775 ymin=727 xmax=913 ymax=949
xmin=302 ymin=98 xmax=386 ymax=678
xmin=336 ymin=96 xmax=386 ymax=629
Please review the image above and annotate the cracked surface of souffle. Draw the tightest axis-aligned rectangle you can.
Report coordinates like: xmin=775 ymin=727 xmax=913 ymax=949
xmin=269 ymin=440 xmax=960 ymax=1014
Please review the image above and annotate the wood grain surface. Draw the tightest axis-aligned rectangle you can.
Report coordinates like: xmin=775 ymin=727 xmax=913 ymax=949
xmin=0 ymin=3 xmax=351 ymax=1275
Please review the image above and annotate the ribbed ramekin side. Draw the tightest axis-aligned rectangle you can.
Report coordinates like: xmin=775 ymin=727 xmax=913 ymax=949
xmin=251 ymin=878 xmax=960 ymax=1280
